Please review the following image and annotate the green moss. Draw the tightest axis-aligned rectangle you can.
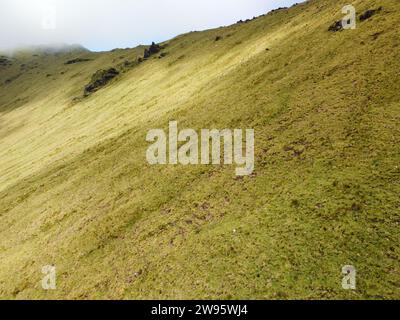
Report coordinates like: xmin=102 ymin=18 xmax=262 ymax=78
xmin=0 ymin=0 xmax=399 ymax=299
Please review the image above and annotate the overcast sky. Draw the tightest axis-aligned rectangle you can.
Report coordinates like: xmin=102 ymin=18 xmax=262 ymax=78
xmin=0 ymin=0 xmax=301 ymax=52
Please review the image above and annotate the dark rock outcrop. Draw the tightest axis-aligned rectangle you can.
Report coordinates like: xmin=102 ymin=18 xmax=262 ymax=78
xmin=84 ymin=68 xmax=119 ymax=96
xmin=360 ymin=7 xmax=383 ymax=22
xmin=328 ymin=20 xmax=343 ymax=32
xmin=329 ymin=6 xmax=383 ymax=32
xmin=65 ymin=58 xmax=92 ymax=65
xmin=270 ymin=7 xmax=288 ymax=14
xmin=144 ymin=42 xmax=161 ymax=59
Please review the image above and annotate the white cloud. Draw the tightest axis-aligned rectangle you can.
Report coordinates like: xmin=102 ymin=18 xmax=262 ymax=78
xmin=0 ymin=0 xmax=300 ymax=51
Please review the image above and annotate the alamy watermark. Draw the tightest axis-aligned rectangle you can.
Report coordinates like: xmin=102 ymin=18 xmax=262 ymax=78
xmin=41 ymin=5 xmax=57 ymax=30
xmin=41 ymin=265 xmax=56 ymax=290
xmin=342 ymin=265 xmax=356 ymax=290
xmin=146 ymin=121 xmax=255 ymax=176
xmin=341 ymin=5 xmax=356 ymax=29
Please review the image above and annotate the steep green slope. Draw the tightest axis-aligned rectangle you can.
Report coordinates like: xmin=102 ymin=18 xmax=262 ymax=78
xmin=0 ymin=0 xmax=399 ymax=299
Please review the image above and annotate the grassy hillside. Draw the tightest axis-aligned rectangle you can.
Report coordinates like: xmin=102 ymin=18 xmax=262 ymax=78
xmin=0 ymin=0 xmax=399 ymax=299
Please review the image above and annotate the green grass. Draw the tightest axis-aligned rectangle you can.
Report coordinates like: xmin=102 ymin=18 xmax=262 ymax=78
xmin=0 ymin=0 xmax=399 ymax=299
